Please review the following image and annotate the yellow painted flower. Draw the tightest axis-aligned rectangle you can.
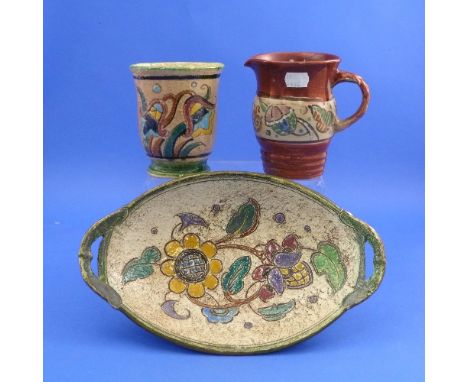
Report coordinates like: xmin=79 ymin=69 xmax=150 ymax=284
xmin=160 ymin=233 xmax=223 ymax=298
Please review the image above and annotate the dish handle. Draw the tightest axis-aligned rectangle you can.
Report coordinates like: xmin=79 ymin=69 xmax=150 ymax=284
xmin=78 ymin=209 xmax=128 ymax=309
xmin=341 ymin=212 xmax=386 ymax=308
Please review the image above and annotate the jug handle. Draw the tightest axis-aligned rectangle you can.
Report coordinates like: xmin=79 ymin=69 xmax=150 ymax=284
xmin=332 ymin=71 xmax=370 ymax=132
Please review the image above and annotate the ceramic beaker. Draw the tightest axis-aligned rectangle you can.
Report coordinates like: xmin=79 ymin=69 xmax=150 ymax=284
xmin=130 ymin=62 xmax=224 ymax=177
xmin=245 ymin=52 xmax=370 ymax=179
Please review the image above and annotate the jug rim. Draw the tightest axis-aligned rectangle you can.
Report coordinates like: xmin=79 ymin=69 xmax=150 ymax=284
xmin=245 ymin=52 xmax=340 ymax=65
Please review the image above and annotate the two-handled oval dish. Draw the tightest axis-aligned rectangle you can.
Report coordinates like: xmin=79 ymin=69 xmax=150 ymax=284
xmin=79 ymin=172 xmax=385 ymax=354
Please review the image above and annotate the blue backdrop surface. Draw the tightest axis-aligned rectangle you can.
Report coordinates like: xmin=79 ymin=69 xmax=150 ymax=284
xmin=44 ymin=0 xmax=424 ymax=380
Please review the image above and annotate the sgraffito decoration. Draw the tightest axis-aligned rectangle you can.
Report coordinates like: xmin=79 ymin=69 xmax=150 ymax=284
xmin=130 ymin=62 xmax=223 ymax=177
xmin=139 ymin=86 xmax=216 ymax=159
xmin=121 ymin=198 xmax=348 ymax=324
xmin=253 ymin=97 xmax=337 ymax=142
xmin=80 ymin=173 xmax=385 ymax=354
xmin=245 ymin=52 xmax=370 ymax=179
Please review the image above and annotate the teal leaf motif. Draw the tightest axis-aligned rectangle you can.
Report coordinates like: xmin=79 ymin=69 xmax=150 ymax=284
xmin=311 ymin=243 xmax=346 ymax=292
xmin=163 ymin=123 xmax=187 ymax=158
xmin=221 ymin=256 xmax=251 ymax=294
xmin=122 ymin=246 xmax=161 ymax=284
xmin=141 ymin=246 xmax=161 ymax=264
xmin=225 ymin=199 xmax=260 ymax=238
xmin=258 ymin=300 xmax=296 ymax=321
xmin=179 ymin=141 xmax=205 ymax=158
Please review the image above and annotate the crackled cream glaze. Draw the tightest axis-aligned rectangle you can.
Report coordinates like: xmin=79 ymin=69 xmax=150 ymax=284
xmin=104 ymin=177 xmax=362 ymax=350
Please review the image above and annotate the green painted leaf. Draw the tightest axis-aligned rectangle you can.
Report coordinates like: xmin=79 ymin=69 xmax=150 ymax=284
xmin=179 ymin=141 xmax=204 ymax=158
xmin=311 ymin=105 xmax=335 ymax=125
xmin=271 ymin=110 xmax=297 ymax=135
xmin=259 ymin=101 xmax=268 ymax=112
xmin=310 ymin=105 xmax=336 ymax=132
xmin=122 ymin=262 xmax=154 ymax=284
xmin=221 ymin=256 xmax=251 ymax=294
xmin=163 ymin=123 xmax=187 ymax=158
xmin=141 ymin=246 xmax=161 ymax=264
xmin=288 ymin=110 xmax=297 ymax=130
xmin=258 ymin=300 xmax=296 ymax=321
xmin=311 ymin=243 xmax=346 ymax=292
xmin=137 ymin=87 xmax=147 ymax=113
xmin=225 ymin=199 xmax=259 ymax=238
xmin=122 ymin=246 xmax=161 ymax=284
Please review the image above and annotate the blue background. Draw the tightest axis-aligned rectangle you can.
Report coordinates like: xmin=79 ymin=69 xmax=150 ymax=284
xmin=44 ymin=0 xmax=424 ymax=380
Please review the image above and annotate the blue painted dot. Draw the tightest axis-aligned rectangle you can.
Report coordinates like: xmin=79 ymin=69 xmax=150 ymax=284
xmin=152 ymin=84 xmax=161 ymax=93
xmin=273 ymin=213 xmax=286 ymax=224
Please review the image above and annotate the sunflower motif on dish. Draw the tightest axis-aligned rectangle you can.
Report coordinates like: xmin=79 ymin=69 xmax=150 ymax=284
xmin=160 ymin=233 xmax=223 ymax=298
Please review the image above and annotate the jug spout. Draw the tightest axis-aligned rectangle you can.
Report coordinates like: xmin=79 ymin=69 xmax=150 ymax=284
xmin=244 ymin=52 xmax=370 ymax=180
xmin=244 ymin=57 xmax=259 ymax=70
xmin=244 ymin=52 xmax=340 ymax=99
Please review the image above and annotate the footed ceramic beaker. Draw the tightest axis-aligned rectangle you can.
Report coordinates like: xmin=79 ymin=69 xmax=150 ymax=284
xmin=130 ymin=62 xmax=224 ymax=177
xmin=245 ymin=52 xmax=370 ymax=179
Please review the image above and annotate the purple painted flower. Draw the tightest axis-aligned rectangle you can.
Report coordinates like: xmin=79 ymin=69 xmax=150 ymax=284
xmin=268 ymin=267 xmax=285 ymax=294
xmin=252 ymin=234 xmax=303 ymax=301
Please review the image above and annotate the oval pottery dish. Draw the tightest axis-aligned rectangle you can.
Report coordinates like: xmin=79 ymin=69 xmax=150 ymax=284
xmin=79 ymin=172 xmax=385 ymax=354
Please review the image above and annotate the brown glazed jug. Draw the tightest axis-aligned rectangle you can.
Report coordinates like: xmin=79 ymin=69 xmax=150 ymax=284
xmin=245 ymin=52 xmax=370 ymax=179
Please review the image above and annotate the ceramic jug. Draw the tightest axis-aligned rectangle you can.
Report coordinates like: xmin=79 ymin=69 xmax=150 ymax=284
xmin=245 ymin=52 xmax=370 ymax=179
xmin=130 ymin=62 xmax=223 ymax=177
